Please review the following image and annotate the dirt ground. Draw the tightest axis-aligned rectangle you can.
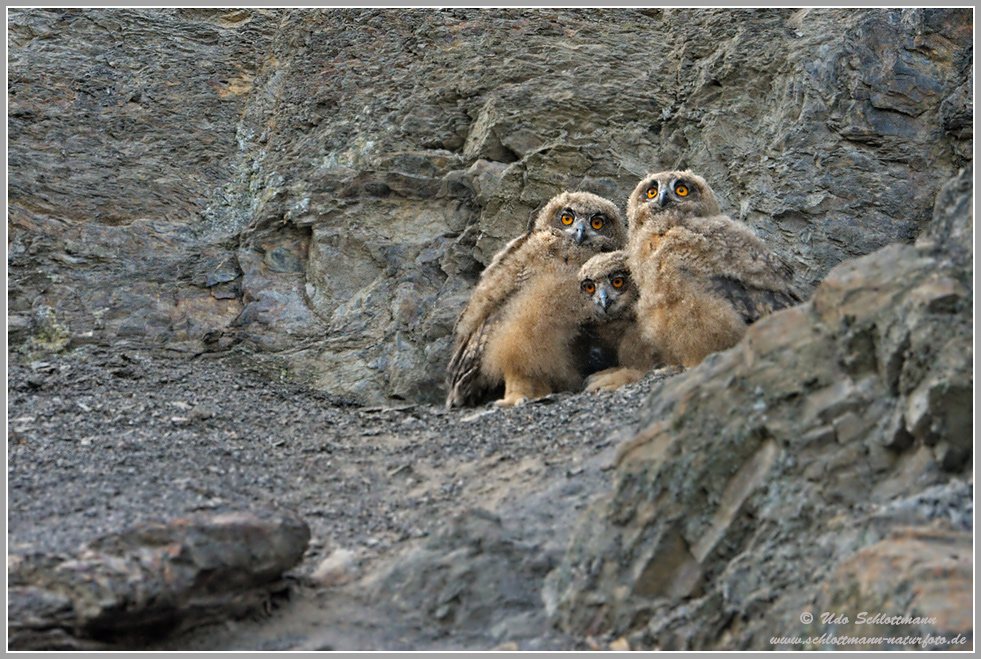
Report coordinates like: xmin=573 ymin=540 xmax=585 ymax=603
xmin=7 ymin=343 xmax=669 ymax=650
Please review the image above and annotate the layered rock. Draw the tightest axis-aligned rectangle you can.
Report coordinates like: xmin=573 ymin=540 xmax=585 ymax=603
xmin=542 ymin=165 xmax=973 ymax=650
xmin=8 ymin=508 xmax=310 ymax=650
xmin=7 ymin=8 xmax=973 ymax=404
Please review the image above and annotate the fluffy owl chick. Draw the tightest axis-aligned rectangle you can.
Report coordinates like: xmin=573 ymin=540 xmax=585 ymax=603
xmin=626 ymin=170 xmax=802 ymax=368
xmin=577 ymin=251 xmax=661 ymax=392
xmin=446 ymin=191 xmax=627 ymax=408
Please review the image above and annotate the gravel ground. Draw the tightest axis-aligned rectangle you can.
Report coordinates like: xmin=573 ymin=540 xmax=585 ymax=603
xmin=7 ymin=343 xmax=669 ymax=650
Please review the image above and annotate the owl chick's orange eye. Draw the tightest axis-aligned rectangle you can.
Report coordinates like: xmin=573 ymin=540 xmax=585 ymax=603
xmin=646 ymin=185 xmax=659 ymax=199
xmin=675 ymin=184 xmax=689 ymax=197
xmin=581 ymin=280 xmax=595 ymax=295
xmin=611 ymin=276 xmax=625 ymax=289
xmin=590 ymin=217 xmax=604 ymax=230
xmin=561 ymin=213 xmax=574 ymax=225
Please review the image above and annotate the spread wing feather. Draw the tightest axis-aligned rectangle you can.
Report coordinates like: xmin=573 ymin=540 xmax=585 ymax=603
xmin=708 ymin=275 xmax=803 ymax=325
xmin=445 ymin=231 xmax=539 ymax=408
xmin=680 ymin=217 xmax=803 ymax=326
xmin=450 ymin=231 xmax=534 ymax=339
xmin=445 ymin=315 xmax=503 ymax=408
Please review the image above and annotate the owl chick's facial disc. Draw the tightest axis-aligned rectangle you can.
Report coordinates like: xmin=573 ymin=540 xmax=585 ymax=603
xmin=627 ymin=170 xmax=722 ymax=233
xmin=645 ymin=176 xmax=694 ymax=209
xmin=555 ymin=206 xmax=609 ymax=246
xmin=534 ymin=190 xmax=626 ymax=252
xmin=578 ymin=250 xmax=635 ymax=320
xmin=581 ymin=269 xmax=629 ymax=314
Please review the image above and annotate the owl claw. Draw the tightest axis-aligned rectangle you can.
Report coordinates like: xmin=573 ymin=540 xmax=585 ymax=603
xmin=494 ymin=395 xmax=527 ymax=408
xmin=584 ymin=367 xmax=646 ymax=392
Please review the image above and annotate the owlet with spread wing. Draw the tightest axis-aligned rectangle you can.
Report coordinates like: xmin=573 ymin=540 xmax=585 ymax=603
xmin=446 ymin=191 xmax=627 ymax=408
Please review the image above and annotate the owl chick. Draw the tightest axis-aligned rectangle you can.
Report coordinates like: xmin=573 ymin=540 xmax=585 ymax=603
xmin=577 ymin=251 xmax=662 ymax=392
xmin=446 ymin=191 xmax=627 ymax=408
xmin=626 ymin=170 xmax=802 ymax=368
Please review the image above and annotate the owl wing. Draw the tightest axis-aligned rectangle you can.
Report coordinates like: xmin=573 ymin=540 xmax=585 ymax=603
xmin=706 ymin=275 xmax=803 ymax=325
xmin=445 ymin=315 xmax=503 ymax=408
xmin=445 ymin=231 xmax=541 ymax=408
xmin=688 ymin=216 xmax=803 ymax=324
xmin=450 ymin=230 xmax=539 ymax=339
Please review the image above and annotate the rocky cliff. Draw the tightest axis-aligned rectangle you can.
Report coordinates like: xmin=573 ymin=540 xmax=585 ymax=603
xmin=543 ymin=164 xmax=973 ymax=650
xmin=8 ymin=8 xmax=973 ymax=405
xmin=6 ymin=8 xmax=974 ymax=651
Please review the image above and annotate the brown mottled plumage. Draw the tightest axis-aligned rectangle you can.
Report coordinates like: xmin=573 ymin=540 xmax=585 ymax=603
xmin=577 ymin=251 xmax=662 ymax=392
xmin=446 ymin=191 xmax=627 ymax=408
xmin=626 ymin=170 xmax=802 ymax=368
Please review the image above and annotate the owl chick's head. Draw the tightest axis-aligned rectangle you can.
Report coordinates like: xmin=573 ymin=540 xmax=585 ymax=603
xmin=627 ymin=170 xmax=721 ymax=233
xmin=578 ymin=250 xmax=636 ymax=320
xmin=534 ymin=191 xmax=626 ymax=253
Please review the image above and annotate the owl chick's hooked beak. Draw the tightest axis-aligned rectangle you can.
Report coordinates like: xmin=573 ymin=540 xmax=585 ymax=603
xmin=596 ymin=287 xmax=610 ymax=311
xmin=573 ymin=219 xmax=587 ymax=245
xmin=656 ymin=187 xmax=672 ymax=209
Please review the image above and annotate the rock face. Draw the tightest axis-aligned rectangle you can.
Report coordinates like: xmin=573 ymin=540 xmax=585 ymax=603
xmin=7 ymin=8 xmax=973 ymax=405
xmin=542 ymin=165 xmax=973 ymax=650
xmin=374 ymin=509 xmax=560 ymax=649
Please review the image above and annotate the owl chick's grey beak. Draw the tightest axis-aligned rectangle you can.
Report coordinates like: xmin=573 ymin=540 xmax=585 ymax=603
xmin=573 ymin=220 xmax=587 ymax=245
xmin=597 ymin=288 xmax=610 ymax=311
xmin=658 ymin=189 xmax=672 ymax=208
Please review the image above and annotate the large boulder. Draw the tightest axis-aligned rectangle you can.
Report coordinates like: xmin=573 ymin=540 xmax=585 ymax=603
xmin=7 ymin=8 xmax=973 ymax=405
xmin=8 ymin=508 xmax=310 ymax=650
xmin=542 ymin=165 xmax=972 ymax=650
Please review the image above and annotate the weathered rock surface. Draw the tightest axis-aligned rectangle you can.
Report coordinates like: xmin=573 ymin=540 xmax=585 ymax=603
xmin=8 ymin=509 xmax=310 ymax=650
xmin=807 ymin=519 xmax=972 ymax=650
xmin=7 ymin=8 xmax=973 ymax=404
xmin=543 ymin=165 xmax=973 ymax=650
xmin=7 ymin=337 xmax=669 ymax=651
xmin=372 ymin=509 xmax=559 ymax=649
xmin=5 ymin=7 xmax=974 ymax=652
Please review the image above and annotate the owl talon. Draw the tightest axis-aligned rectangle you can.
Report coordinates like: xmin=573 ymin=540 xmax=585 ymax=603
xmin=584 ymin=367 xmax=645 ymax=393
